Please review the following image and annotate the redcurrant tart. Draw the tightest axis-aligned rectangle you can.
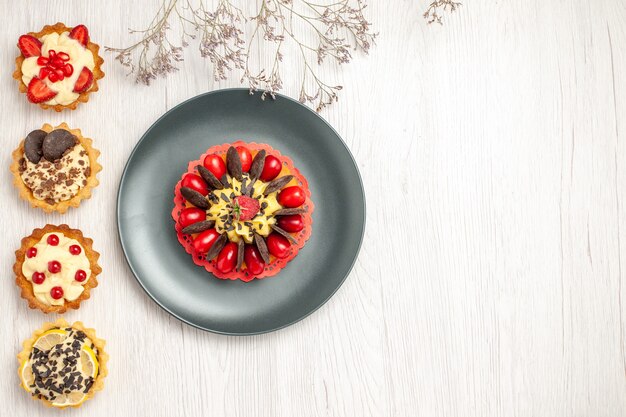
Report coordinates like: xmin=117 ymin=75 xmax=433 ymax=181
xmin=173 ymin=141 xmax=313 ymax=281
xmin=15 ymin=224 xmax=102 ymax=314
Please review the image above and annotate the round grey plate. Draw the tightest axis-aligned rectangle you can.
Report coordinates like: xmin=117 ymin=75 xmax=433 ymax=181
xmin=117 ymin=89 xmax=365 ymax=335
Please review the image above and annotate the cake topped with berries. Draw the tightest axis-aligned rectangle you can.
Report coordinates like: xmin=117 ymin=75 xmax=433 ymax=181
xmin=14 ymin=23 xmax=104 ymax=111
xmin=14 ymin=224 xmax=101 ymax=314
xmin=173 ymin=142 xmax=314 ymax=282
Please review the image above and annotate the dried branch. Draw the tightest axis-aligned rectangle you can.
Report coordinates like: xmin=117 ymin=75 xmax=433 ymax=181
xmin=105 ymin=0 xmax=376 ymax=111
xmin=423 ymin=0 xmax=461 ymax=25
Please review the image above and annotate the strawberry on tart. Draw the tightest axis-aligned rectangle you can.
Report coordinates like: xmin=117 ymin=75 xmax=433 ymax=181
xmin=14 ymin=23 xmax=104 ymax=111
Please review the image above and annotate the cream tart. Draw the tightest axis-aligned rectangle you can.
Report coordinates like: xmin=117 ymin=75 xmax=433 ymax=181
xmin=14 ymin=225 xmax=101 ymax=314
xmin=10 ymin=123 xmax=101 ymax=213
xmin=14 ymin=23 xmax=104 ymax=111
xmin=172 ymin=142 xmax=314 ymax=281
xmin=18 ymin=319 xmax=108 ymax=409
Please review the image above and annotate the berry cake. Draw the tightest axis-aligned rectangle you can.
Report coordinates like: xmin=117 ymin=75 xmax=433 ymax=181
xmin=14 ymin=224 xmax=101 ymax=314
xmin=14 ymin=23 xmax=104 ymax=111
xmin=172 ymin=142 xmax=314 ymax=281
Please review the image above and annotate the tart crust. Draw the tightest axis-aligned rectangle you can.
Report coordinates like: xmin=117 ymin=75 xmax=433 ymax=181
xmin=172 ymin=141 xmax=314 ymax=281
xmin=17 ymin=318 xmax=108 ymax=409
xmin=14 ymin=224 xmax=101 ymax=314
xmin=13 ymin=22 xmax=105 ymax=112
xmin=10 ymin=122 xmax=102 ymax=214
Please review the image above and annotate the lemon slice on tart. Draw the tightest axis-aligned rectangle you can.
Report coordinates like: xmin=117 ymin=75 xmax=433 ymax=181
xmin=51 ymin=391 xmax=87 ymax=408
xmin=19 ymin=359 xmax=34 ymax=392
xmin=32 ymin=328 xmax=67 ymax=351
xmin=81 ymin=345 xmax=99 ymax=378
xmin=17 ymin=319 xmax=107 ymax=409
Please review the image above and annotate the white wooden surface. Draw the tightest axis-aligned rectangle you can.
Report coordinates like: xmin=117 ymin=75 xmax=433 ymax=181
xmin=2 ymin=1 xmax=626 ymax=415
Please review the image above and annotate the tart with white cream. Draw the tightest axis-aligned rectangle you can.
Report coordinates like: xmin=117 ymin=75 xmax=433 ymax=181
xmin=14 ymin=224 xmax=101 ymax=314
xmin=14 ymin=23 xmax=104 ymax=111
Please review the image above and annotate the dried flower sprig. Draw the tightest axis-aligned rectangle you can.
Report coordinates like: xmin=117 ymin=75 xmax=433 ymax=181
xmin=106 ymin=0 xmax=376 ymax=111
xmin=423 ymin=0 xmax=461 ymax=25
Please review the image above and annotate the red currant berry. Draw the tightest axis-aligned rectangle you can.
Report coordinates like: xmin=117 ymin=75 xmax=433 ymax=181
xmin=50 ymin=286 xmax=64 ymax=300
xmin=69 ymin=245 xmax=82 ymax=255
xmin=48 ymin=260 xmax=62 ymax=274
xmin=47 ymin=234 xmax=59 ymax=246
xmin=26 ymin=247 xmax=37 ymax=258
xmin=74 ymin=270 xmax=87 ymax=282
xmin=32 ymin=272 xmax=46 ymax=285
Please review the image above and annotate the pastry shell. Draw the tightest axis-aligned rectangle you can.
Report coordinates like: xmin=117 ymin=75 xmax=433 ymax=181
xmin=10 ymin=122 xmax=102 ymax=214
xmin=13 ymin=22 xmax=105 ymax=112
xmin=14 ymin=224 xmax=101 ymax=314
xmin=17 ymin=318 xmax=108 ymax=409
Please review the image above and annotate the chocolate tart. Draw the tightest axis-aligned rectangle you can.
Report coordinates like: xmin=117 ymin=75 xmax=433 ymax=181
xmin=10 ymin=122 xmax=102 ymax=214
xmin=13 ymin=22 xmax=105 ymax=112
xmin=17 ymin=318 xmax=108 ymax=409
xmin=14 ymin=224 xmax=101 ymax=314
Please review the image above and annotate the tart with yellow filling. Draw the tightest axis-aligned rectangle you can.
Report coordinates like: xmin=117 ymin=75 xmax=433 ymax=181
xmin=14 ymin=224 xmax=101 ymax=314
xmin=172 ymin=142 xmax=314 ymax=281
xmin=10 ymin=123 xmax=101 ymax=213
xmin=13 ymin=22 xmax=104 ymax=111
xmin=18 ymin=319 xmax=108 ymax=409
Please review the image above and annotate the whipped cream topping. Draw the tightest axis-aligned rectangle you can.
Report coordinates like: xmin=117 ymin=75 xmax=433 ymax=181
xmin=24 ymin=327 xmax=97 ymax=402
xmin=206 ymin=174 xmax=281 ymax=244
xmin=20 ymin=144 xmax=90 ymax=204
xmin=21 ymin=32 xmax=95 ymax=106
xmin=22 ymin=233 xmax=91 ymax=306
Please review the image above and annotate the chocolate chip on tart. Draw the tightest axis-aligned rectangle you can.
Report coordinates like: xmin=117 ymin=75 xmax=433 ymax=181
xmin=236 ymin=239 xmax=245 ymax=271
xmin=24 ymin=130 xmax=47 ymax=163
xmin=42 ymin=129 xmax=77 ymax=161
xmin=206 ymin=234 xmax=228 ymax=261
xmin=226 ymin=146 xmax=243 ymax=180
xmin=273 ymin=207 xmax=307 ymax=216
xmin=263 ymin=175 xmax=293 ymax=195
xmin=182 ymin=220 xmax=215 ymax=234
xmin=196 ymin=165 xmax=223 ymax=190
xmin=180 ymin=187 xmax=209 ymax=209
xmin=253 ymin=233 xmax=271 ymax=264
xmin=270 ymin=224 xmax=298 ymax=244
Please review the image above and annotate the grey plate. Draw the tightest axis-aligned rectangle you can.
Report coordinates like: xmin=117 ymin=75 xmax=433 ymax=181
xmin=117 ymin=89 xmax=365 ymax=335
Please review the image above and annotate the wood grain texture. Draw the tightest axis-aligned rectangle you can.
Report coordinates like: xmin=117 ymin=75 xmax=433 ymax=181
xmin=1 ymin=0 xmax=625 ymax=415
